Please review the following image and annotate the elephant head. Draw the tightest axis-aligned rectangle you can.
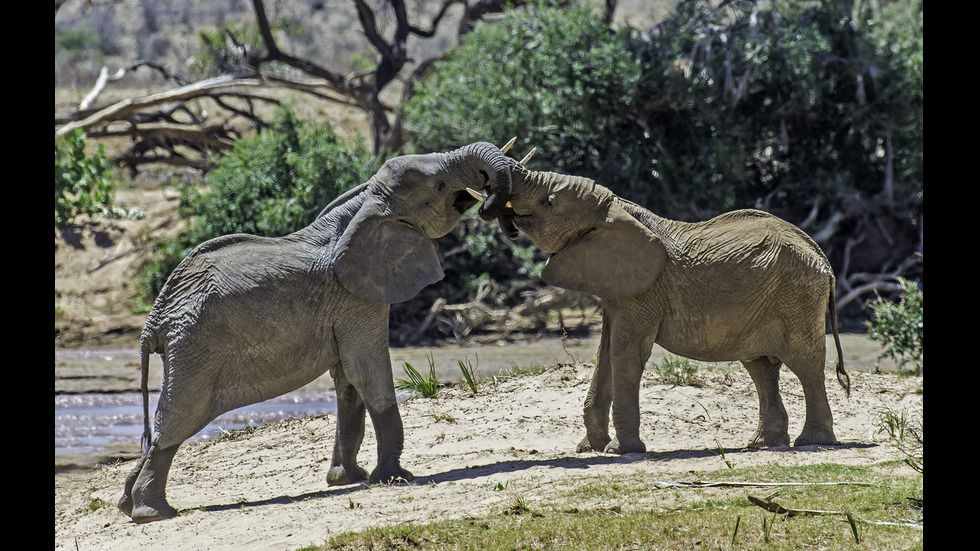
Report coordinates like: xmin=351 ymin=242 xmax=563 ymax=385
xmin=491 ymin=159 xmax=667 ymax=301
xmin=328 ymin=141 xmax=513 ymax=304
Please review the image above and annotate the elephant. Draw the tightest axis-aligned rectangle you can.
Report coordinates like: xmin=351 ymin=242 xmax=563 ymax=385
xmin=118 ymin=141 xmax=513 ymax=523
xmin=479 ymin=154 xmax=850 ymax=454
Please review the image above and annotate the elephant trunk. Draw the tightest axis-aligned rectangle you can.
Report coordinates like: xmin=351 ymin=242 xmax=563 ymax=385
xmin=448 ymin=142 xmax=512 ymax=221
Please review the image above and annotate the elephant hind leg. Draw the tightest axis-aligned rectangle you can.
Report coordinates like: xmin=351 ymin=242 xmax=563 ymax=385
xmin=786 ymin=355 xmax=839 ymax=447
xmin=741 ymin=357 xmax=790 ymax=447
xmin=118 ymin=453 xmax=148 ymax=516
xmin=128 ymin=443 xmax=181 ymax=523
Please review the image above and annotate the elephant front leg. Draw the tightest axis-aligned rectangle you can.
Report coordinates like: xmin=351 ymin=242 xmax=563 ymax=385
xmin=336 ymin=317 xmax=414 ymax=485
xmin=741 ymin=357 xmax=791 ymax=447
xmin=327 ymin=368 xmax=369 ymax=486
xmin=578 ymin=317 xmax=613 ymax=453
xmin=366 ymin=402 xmax=414 ymax=484
xmin=604 ymin=315 xmax=653 ymax=454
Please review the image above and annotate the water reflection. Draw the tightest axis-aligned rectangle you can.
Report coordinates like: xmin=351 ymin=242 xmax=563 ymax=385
xmin=55 ymin=389 xmax=339 ymax=459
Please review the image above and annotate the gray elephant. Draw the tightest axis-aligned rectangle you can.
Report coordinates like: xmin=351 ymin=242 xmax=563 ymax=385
xmin=118 ymin=142 xmax=513 ymax=523
xmin=480 ymin=155 xmax=849 ymax=454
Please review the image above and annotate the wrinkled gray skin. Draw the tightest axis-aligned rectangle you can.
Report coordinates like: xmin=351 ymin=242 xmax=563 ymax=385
xmin=118 ymin=142 xmax=512 ymax=523
xmin=492 ymin=161 xmax=849 ymax=455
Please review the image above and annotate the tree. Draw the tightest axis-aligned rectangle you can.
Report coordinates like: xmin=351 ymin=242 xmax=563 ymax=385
xmin=54 ymin=0 xmax=533 ymax=172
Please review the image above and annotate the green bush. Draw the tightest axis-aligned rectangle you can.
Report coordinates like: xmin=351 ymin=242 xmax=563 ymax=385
xmin=137 ymin=106 xmax=378 ymax=300
xmin=55 ymin=129 xmax=134 ymax=228
xmin=866 ymin=277 xmax=923 ymax=374
xmin=403 ymin=2 xmax=639 ymax=173
xmin=652 ymin=355 xmax=704 ymax=388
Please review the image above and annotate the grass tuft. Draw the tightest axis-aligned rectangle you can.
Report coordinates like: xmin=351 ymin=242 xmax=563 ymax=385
xmin=396 ymin=353 xmax=441 ymax=398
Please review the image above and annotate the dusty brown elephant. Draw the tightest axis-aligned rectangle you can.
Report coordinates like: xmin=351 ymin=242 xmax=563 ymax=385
xmin=118 ymin=142 xmax=513 ymax=523
xmin=477 ymin=153 xmax=849 ymax=455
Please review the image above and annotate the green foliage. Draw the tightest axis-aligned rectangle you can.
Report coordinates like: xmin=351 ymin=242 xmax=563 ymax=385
xmin=137 ymin=106 xmax=378 ymax=300
xmin=186 ymin=20 xmax=268 ymax=78
xmin=55 ymin=129 xmax=135 ymax=228
xmin=396 ymin=354 xmax=442 ymax=398
xmin=458 ymin=358 xmax=479 ymax=395
xmin=865 ymin=278 xmax=923 ymax=374
xmin=876 ymin=406 xmax=923 ymax=473
xmin=404 ymin=3 xmax=639 ymax=176
xmin=55 ymin=25 xmax=105 ymax=64
xmin=652 ymin=355 xmax=704 ymax=387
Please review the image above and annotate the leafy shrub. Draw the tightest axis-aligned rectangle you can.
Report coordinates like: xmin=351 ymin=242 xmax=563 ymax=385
xmin=403 ymin=2 xmax=639 ymax=176
xmin=866 ymin=277 xmax=923 ymax=374
xmin=652 ymin=355 xmax=704 ymax=387
xmin=55 ymin=129 xmax=136 ymax=228
xmin=876 ymin=406 xmax=923 ymax=473
xmin=137 ymin=106 xmax=378 ymax=300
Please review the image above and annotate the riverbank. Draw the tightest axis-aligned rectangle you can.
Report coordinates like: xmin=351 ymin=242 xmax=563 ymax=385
xmin=55 ymin=347 xmax=921 ymax=550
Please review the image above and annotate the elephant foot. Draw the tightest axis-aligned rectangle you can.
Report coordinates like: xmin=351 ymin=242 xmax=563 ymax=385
xmin=130 ymin=500 xmax=178 ymax=524
xmin=578 ymin=432 xmax=611 ymax=454
xmin=117 ymin=493 xmax=134 ymax=516
xmin=794 ymin=426 xmax=839 ymax=447
xmin=603 ymin=437 xmax=646 ymax=454
xmin=327 ymin=464 xmax=369 ymax=486
xmin=369 ymin=465 xmax=414 ymax=485
xmin=747 ymin=428 xmax=790 ymax=448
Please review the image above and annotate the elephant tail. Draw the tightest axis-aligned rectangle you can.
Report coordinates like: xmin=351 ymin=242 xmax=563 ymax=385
xmin=828 ymin=281 xmax=850 ymax=398
xmin=138 ymin=327 xmax=158 ymax=454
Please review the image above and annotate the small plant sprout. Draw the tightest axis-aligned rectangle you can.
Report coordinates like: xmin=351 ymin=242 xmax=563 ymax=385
xmin=714 ymin=439 xmax=735 ymax=470
xmin=458 ymin=356 xmax=479 ymax=395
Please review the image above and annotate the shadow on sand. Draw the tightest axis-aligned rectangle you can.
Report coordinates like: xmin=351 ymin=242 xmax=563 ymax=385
xmin=195 ymin=442 xmax=877 ymax=515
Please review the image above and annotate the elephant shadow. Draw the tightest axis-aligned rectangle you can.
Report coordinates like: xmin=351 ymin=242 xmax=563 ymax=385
xmin=194 ymin=442 xmax=876 ymax=516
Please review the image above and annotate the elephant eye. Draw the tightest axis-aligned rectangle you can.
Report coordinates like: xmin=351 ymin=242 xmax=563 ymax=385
xmin=436 ymin=180 xmax=446 ymax=193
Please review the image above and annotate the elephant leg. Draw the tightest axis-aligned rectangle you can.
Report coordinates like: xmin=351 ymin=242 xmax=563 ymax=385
xmin=118 ymin=452 xmax=148 ymax=515
xmin=578 ymin=312 xmax=613 ymax=453
xmin=786 ymin=353 xmax=839 ymax=446
xmin=604 ymin=309 xmax=654 ymax=454
xmin=336 ymin=307 xmax=413 ymax=485
xmin=741 ymin=357 xmax=790 ymax=447
xmin=127 ymin=442 xmax=181 ymax=523
xmin=327 ymin=364 xmax=369 ymax=486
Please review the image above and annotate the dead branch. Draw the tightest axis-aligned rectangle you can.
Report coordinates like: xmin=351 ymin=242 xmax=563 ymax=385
xmin=56 ymin=0 xmax=529 ymax=173
xmin=748 ymin=495 xmax=850 ymax=517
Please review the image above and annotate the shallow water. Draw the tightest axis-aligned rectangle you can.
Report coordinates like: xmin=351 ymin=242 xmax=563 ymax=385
xmin=54 ymin=388 xmax=341 ymax=461
xmin=54 ymin=337 xmax=603 ymax=465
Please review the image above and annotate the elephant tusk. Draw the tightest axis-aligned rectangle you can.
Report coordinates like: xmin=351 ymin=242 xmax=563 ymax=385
xmin=500 ymin=137 xmax=517 ymax=155
xmin=519 ymin=148 xmax=536 ymax=166
xmin=466 ymin=188 xmax=486 ymax=202
xmin=505 ymin=201 xmax=512 ymax=208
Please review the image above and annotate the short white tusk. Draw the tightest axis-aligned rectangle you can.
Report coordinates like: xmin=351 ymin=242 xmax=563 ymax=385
xmin=466 ymin=188 xmax=486 ymax=202
xmin=505 ymin=201 xmax=513 ymax=208
xmin=500 ymin=137 xmax=517 ymax=155
xmin=519 ymin=147 xmax=537 ymax=166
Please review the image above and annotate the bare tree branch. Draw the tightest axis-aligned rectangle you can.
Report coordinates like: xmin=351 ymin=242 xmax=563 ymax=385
xmin=56 ymin=0 xmax=528 ymax=172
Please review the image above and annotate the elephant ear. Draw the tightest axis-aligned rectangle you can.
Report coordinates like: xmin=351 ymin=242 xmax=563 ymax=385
xmin=334 ymin=197 xmax=444 ymax=304
xmin=542 ymin=202 xmax=667 ymax=301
